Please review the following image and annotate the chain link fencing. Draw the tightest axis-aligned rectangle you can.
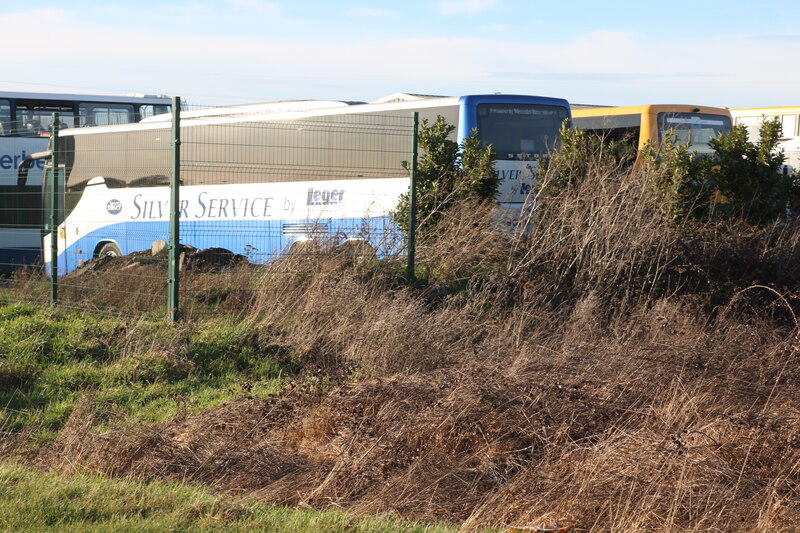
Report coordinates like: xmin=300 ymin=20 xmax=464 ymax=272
xmin=0 ymin=100 xmax=418 ymax=318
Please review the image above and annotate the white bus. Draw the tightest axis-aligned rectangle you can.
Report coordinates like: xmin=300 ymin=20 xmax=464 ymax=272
xmin=1 ymin=91 xmax=171 ymax=268
xmin=730 ymin=106 xmax=800 ymax=172
xmin=41 ymin=93 xmax=571 ymax=276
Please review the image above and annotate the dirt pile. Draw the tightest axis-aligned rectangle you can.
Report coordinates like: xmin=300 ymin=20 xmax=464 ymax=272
xmin=66 ymin=246 xmax=248 ymax=277
xmin=50 ymin=246 xmax=252 ymax=313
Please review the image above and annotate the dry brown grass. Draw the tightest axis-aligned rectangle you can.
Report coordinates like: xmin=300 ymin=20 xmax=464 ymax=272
xmin=19 ymin=151 xmax=800 ymax=531
xmin=40 ymin=309 xmax=800 ymax=531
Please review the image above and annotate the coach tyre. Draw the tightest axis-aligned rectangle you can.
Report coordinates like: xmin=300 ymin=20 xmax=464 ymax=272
xmin=98 ymin=242 xmax=122 ymax=258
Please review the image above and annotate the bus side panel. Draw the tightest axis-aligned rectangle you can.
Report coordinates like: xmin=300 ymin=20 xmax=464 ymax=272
xmin=47 ymin=177 xmax=409 ymax=276
xmin=0 ymin=137 xmax=49 ymax=268
xmin=641 ymin=110 xmax=658 ymax=152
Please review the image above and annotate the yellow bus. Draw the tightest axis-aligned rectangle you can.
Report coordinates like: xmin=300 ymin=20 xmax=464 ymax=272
xmin=571 ymin=104 xmax=733 ymax=156
xmin=730 ymin=106 xmax=800 ymax=170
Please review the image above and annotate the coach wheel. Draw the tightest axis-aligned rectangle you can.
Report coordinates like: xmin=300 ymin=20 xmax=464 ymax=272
xmin=97 ymin=242 xmax=122 ymax=258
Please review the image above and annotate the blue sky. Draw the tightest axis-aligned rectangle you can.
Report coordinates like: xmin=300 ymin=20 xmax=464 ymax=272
xmin=2 ymin=1 xmax=798 ymax=107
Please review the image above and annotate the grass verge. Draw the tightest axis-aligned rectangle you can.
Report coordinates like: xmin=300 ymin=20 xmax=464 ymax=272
xmin=0 ymin=303 xmax=294 ymax=448
xmin=0 ymin=461 xmax=464 ymax=533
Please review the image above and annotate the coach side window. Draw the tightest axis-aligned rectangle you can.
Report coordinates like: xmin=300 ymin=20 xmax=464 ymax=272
xmin=79 ymin=104 xmax=135 ymax=127
xmin=781 ymin=114 xmax=797 ymax=139
xmin=139 ymin=104 xmax=171 ymax=120
xmin=15 ymin=104 xmax=76 ymax=136
xmin=573 ymin=114 xmax=641 ymax=148
xmin=0 ymin=100 xmax=9 ymax=135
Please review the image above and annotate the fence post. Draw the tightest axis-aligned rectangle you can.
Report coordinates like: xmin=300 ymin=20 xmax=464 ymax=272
xmin=49 ymin=113 xmax=59 ymax=305
xmin=168 ymin=97 xmax=181 ymax=322
xmin=406 ymin=112 xmax=419 ymax=283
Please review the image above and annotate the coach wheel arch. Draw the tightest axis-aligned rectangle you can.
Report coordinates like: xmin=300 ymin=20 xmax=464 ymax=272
xmin=95 ymin=241 xmax=122 ymax=259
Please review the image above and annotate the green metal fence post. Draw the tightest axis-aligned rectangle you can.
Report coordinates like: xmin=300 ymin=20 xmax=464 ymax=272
xmin=50 ymin=113 xmax=59 ymax=305
xmin=406 ymin=112 xmax=419 ymax=283
xmin=168 ymin=97 xmax=181 ymax=322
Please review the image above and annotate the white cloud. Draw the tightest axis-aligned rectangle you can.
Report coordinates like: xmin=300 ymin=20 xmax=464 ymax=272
xmin=346 ymin=7 xmax=400 ymax=21
xmin=0 ymin=9 xmax=796 ymax=107
xmin=227 ymin=0 xmax=282 ymax=16
xmin=438 ymin=0 xmax=499 ymax=15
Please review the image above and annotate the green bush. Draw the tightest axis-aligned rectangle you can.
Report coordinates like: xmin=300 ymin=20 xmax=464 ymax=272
xmin=649 ymin=118 xmax=799 ymax=223
xmin=540 ymin=121 xmax=637 ymax=194
xmin=392 ymin=116 xmax=497 ymax=240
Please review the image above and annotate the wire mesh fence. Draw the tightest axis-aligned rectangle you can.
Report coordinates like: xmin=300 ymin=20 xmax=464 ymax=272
xmin=0 ymin=100 xmax=417 ymax=318
xmin=0 ymin=120 xmax=63 ymax=309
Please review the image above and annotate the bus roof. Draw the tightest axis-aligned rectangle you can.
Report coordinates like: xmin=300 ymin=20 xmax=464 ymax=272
xmin=731 ymin=105 xmax=800 ymax=115
xmin=570 ymin=103 xmax=612 ymax=110
xmin=0 ymin=90 xmax=171 ymax=105
xmin=369 ymin=93 xmax=448 ymax=103
xmin=140 ymin=100 xmax=354 ymax=122
xmin=69 ymin=93 xmax=571 ymax=136
xmin=572 ymin=104 xmax=731 ymax=117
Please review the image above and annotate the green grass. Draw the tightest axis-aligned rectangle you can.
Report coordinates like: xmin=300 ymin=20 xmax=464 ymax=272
xmin=0 ymin=302 xmax=472 ymax=531
xmin=0 ymin=303 xmax=293 ymax=444
xmin=0 ymin=462 xmax=460 ymax=533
